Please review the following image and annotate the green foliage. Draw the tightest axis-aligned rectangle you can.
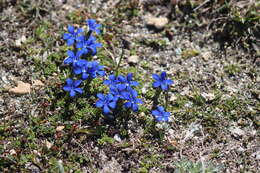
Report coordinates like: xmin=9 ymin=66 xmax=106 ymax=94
xmin=224 ymin=64 xmax=241 ymax=76
xmin=182 ymin=49 xmax=200 ymax=60
xmin=139 ymin=154 xmax=165 ymax=172
xmin=174 ymin=159 xmax=219 ymax=173
xmin=98 ymin=134 xmax=115 ymax=146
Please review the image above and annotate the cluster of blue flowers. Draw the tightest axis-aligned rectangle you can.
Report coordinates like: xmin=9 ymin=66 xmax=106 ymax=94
xmin=62 ymin=19 xmax=173 ymax=122
xmin=63 ymin=19 xmax=104 ymax=97
xmin=96 ymin=73 xmax=142 ymax=114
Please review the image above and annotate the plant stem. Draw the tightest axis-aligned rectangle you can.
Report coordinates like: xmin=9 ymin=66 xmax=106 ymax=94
xmin=115 ymin=47 xmax=124 ymax=76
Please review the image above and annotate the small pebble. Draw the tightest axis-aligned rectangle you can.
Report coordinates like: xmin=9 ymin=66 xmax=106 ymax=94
xmin=127 ymin=55 xmax=140 ymax=65
xmin=146 ymin=16 xmax=168 ymax=30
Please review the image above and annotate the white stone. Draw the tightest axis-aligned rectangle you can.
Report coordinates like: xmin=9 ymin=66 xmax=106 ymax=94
xmin=127 ymin=55 xmax=139 ymax=64
xmin=201 ymin=92 xmax=215 ymax=101
xmin=201 ymin=51 xmax=211 ymax=61
xmin=15 ymin=35 xmax=26 ymax=47
xmin=229 ymin=127 xmax=245 ymax=138
xmin=113 ymin=134 xmax=122 ymax=142
xmin=56 ymin=126 xmax=65 ymax=132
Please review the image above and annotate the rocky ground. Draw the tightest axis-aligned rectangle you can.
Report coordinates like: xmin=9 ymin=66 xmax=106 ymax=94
xmin=0 ymin=0 xmax=259 ymax=172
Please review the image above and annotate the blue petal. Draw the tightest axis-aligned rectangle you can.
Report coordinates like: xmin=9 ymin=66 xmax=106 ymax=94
xmin=117 ymin=84 xmax=126 ymax=91
xmin=124 ymin=102 xmax=132 ymax=108
xmin=166 ymin=79 xmax=173 ymax=85
xmin=152 ymin=74 xmax=160 ymax=80
xmin=97 ymin=93 xmax=105 ymax=100
xmin=103 ymin=80 xmax=110 ymax=85
xmin=153 ymin=81 xmax=160 ymax=88
xmin=82 ymin=73 xmax=89 ymax=80
xmin=76 ymin=42 xmax=83 ymax=49
xmin=132 ymin=104 xmax=138 ymax=112
xmin=103 ymin=105 xmax=111 ymax=114
xmin=162 ymin=117 xmax=169 ymax=121
xmin=67 ymin=39 xmax=74 ymax=46
xmin=76 ymin=28 xmax=84 ymax=34
xmin=130 ymin=81 xmax=139 ymax=86
xmin=108 ymin=102 xmax=116 ymax=109
xmin=136 ymin=98 xmax=143 ymax=104
xmin=75 ymin=88 xmax=83 ymax=94
xmin=66 ymin=78 xmax=73 ymax=85
xmin=63 ymin=86 xmax=71 ymax=91
xmin=161 ymin=83 xmax=168 ymax=91
xmin=64 ymin=57 xmax=73 ymax=64
xmin=70 ymin=90 xmax=76 ymax=97
xmin=157 ymin=106 xmax=165 ymax=112
xmin=96 ymin=100 xmax=104 ymax=108
xmin=152 ymin=110 xmax=160 ymax=116
xmin=73 ymin=67 xmax=82 ymax=75
xmin=68 ymin=25 xmax=74 ymax=33
xmin=107 ymin=94 xmax=114 ymax=101
xmin=164 ymin=112 xmax=171 ymax=118
xmin=73 ymin=80 xmax=82 ymax=87
xmin=98 ymin=70 xmax=105 ymax=77
xmin=127 ymin=73 xmax=133 ymax=80
xmin=67 ymin=50 xmax=75 ymax=58
xmin=131 ymin=89 xmax=138 ymax=98
xmin=76 ymin=50 xmax=83 ymax=58
xmin=161 ymin=71 xmax=167 ymax=79
xmin=63 ymin=33 xmax=71 ymax=40
xmin=89 ymin=46 xmax=97 ymax=55
xmin=156 ymin=116 xmax=163 ymax=122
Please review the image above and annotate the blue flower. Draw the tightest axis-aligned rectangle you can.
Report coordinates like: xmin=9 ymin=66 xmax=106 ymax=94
xmin=109 ymin=84 xmax=127 ymax=99
xmin=76 ymin=35 xmax=102 ymax=55
xmin=87 ymin=19 xmax=102 ymax=34
xmin=73 ymin=59 xmax=91 ymax=80
xmin=63 ymin=25 xmax=83 ymax=46
xmin=118 ymin=73 xmax=139 ymax=87
xmin=64 ymin=50 xmax=82 ymax=67
xmin=151 ymin=106 xmax=171 ymax=122
xmin=73 ymin=60 xmax=105 ymax=80
xmin=152 ymin=71 xmax=173 ymax=91
xmin=63 ymin=78 xmax=83 ymax=97
xmin=104 ymin=74 xmax=119 ymax=86
xmin=88 ymin=61 xmax=105 ymax=78
xmin=96 ymin=93 xmax=118 ymax=114
xmin=122 ymin=88 xmax=142 ymax=112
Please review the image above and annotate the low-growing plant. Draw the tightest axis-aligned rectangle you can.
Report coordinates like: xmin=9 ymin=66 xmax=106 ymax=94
xmin=60 ymin=19 xmax=174 ymax=136
xmin=174 ymin=159 xmax=220 ymax=173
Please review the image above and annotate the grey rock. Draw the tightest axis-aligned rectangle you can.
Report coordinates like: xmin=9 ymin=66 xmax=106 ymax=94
xmin=100 ymin=157 xmax=122 ymax=173
xmin=229 ymin=127 xmax=245 ymax=138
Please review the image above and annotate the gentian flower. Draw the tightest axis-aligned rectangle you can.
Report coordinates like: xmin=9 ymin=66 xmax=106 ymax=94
xmin=73 ymin=59 xmax=91 ymax=80
xmin=118 ymin=73 xmax=139 ymax=87
xmin=76 ymin=35 xmax=102 ymax=55
xmin=63 ymin=78 xmax=83 ymax=97
xmin=96 ymin=93 xmax=118 ymax=114
xmin=109 ymin=84 xmax=128 ymax=99
xmin=104 ymin=74 xmax=119 ymax=86
xmin=63 ymin=25 xmax=83 ymax=46
xmin=74 ymin=60 xmax=105 ymax=80
xmin=88 ymin=61 xmax=105 ymax=78
xmin=151 ymin=106 xmax=171 ymax=122
xmin=122 ymin=88 xmax=142 ymax=112
xmin=152 ymin=71 xmax=173 ymax=91
xmin=64 ymin=50 xmax=82 ymax=67
xmin=87 ymin=19 xmax=102 ymax=34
